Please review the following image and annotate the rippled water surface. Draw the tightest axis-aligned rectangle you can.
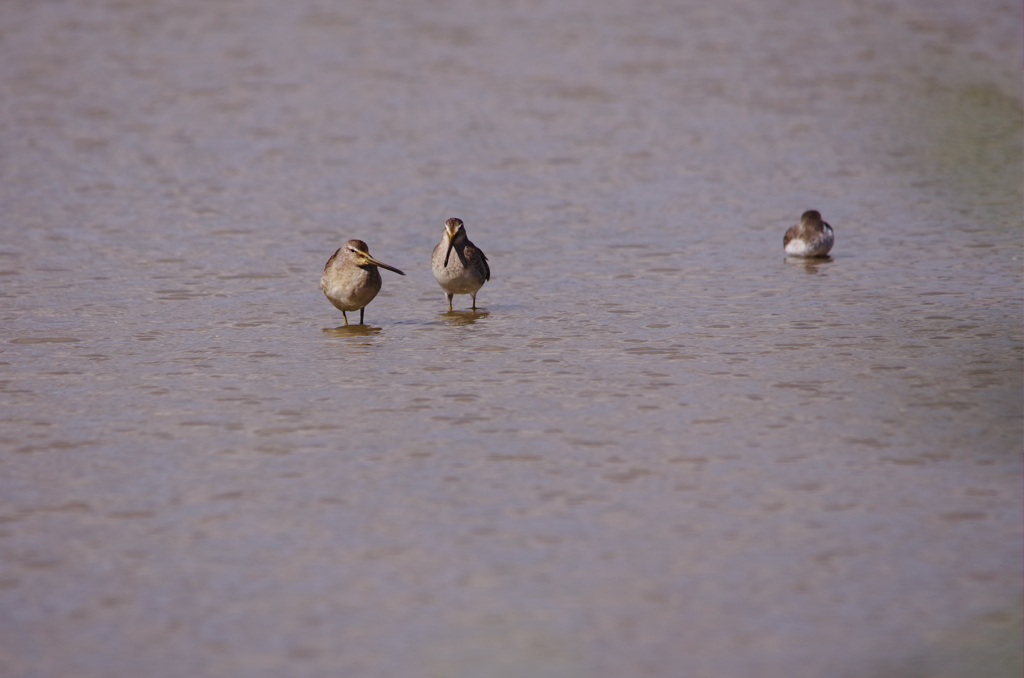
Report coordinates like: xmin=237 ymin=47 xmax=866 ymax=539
xmin=1 ymin=0 xmax=1021 ymax=676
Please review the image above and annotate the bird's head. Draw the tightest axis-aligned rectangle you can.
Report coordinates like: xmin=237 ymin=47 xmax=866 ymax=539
xmin=346 ymin=239 xmax=405 ymax=275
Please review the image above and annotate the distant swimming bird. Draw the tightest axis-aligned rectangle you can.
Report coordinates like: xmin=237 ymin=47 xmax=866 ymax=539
xmin=431 ymin=217 xmax=490 ymax=311
xmin=784 ymin=210 xmax=835 ymax=257
xmin=321 ymin=239 xmax=405 ymax=325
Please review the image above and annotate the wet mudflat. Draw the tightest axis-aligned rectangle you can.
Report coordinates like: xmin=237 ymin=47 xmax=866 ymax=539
xmin=0 ymin=0 xmax=1021 ymax=676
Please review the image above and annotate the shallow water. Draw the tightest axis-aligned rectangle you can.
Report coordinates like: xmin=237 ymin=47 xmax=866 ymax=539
xmin=1 ymin=0 xmax=1021 ymax=676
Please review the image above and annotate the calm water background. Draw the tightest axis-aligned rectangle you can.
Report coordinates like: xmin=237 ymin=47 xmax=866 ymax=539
xmin=1 ymin=0 xmax=1021 ymax=676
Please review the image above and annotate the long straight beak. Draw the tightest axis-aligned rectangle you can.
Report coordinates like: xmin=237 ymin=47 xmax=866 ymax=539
xmin=363 ymin=254 xmax=405 ymax=275
xmin=443 ymin=238 xmax=456 ymax=267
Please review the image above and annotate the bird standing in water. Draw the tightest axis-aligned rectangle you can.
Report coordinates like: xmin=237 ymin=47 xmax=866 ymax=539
xmin=431 ymin=217 xmax=490 ymax=311
xmin=321 ymin=239 xmax=405 ymax=325
xmin=784 ymin=210 xmax=835 ymax=257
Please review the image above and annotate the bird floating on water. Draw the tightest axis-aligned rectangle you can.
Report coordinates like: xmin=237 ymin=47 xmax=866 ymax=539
xmin=431 ymin=217 xmax=490 ymax=311
xmin=784 ymin=210 xmax=834 ymax=257
xmin=321 ymin=239 xmax=405 ymax=325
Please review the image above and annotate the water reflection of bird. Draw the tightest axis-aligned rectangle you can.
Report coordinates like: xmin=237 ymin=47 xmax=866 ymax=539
xmin=321 ymin=239 xmax=405 ymax=325
xmin=431 ymin=217 xmax=490 ymax=311
xmin=784 ymin=210 xmax=834 ymax=257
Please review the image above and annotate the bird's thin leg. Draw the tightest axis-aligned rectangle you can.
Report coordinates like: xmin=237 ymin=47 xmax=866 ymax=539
xmin=359 ymin=307 xmax=365 ymax=325
xmin=446 ymin=294 xmax=454 ymax=312
xmin=471 ymin=293 xmax=477 ymax=310
xmin=341 ymin=311 xmax=349 ymax=326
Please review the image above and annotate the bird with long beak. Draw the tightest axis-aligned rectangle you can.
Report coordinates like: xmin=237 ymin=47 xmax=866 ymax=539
xmin=321 ymin=239 xmax=405 ymax=325
xmin=431 ymin=217 xmax=490 ymax=311
xmin=784 ymin=210 xmax=835 ymax=257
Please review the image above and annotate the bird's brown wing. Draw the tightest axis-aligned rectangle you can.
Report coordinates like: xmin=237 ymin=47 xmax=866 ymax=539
xmin=783 ymin=225 xmax=798 ymax=247
xmin=323 ymin=248 xmax=341 ymax=272
xmin=466 ymin=246 xmax=490 ymax=281
xmin=480 ymin=250 xmax=490 ymax=281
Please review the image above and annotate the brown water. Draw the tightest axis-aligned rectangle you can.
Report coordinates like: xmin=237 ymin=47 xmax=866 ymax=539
xmin=1 ymin=0 xmax=1021 ymax=676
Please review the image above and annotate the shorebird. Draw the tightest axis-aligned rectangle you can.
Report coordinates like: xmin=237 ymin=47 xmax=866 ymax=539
xmin=321 ymin=239 xmax=405 ymax=325
xmin=431 ymin=217 xmax=490 ymax=311
xmin=784 ymin=210 xmax=835 ymax=257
